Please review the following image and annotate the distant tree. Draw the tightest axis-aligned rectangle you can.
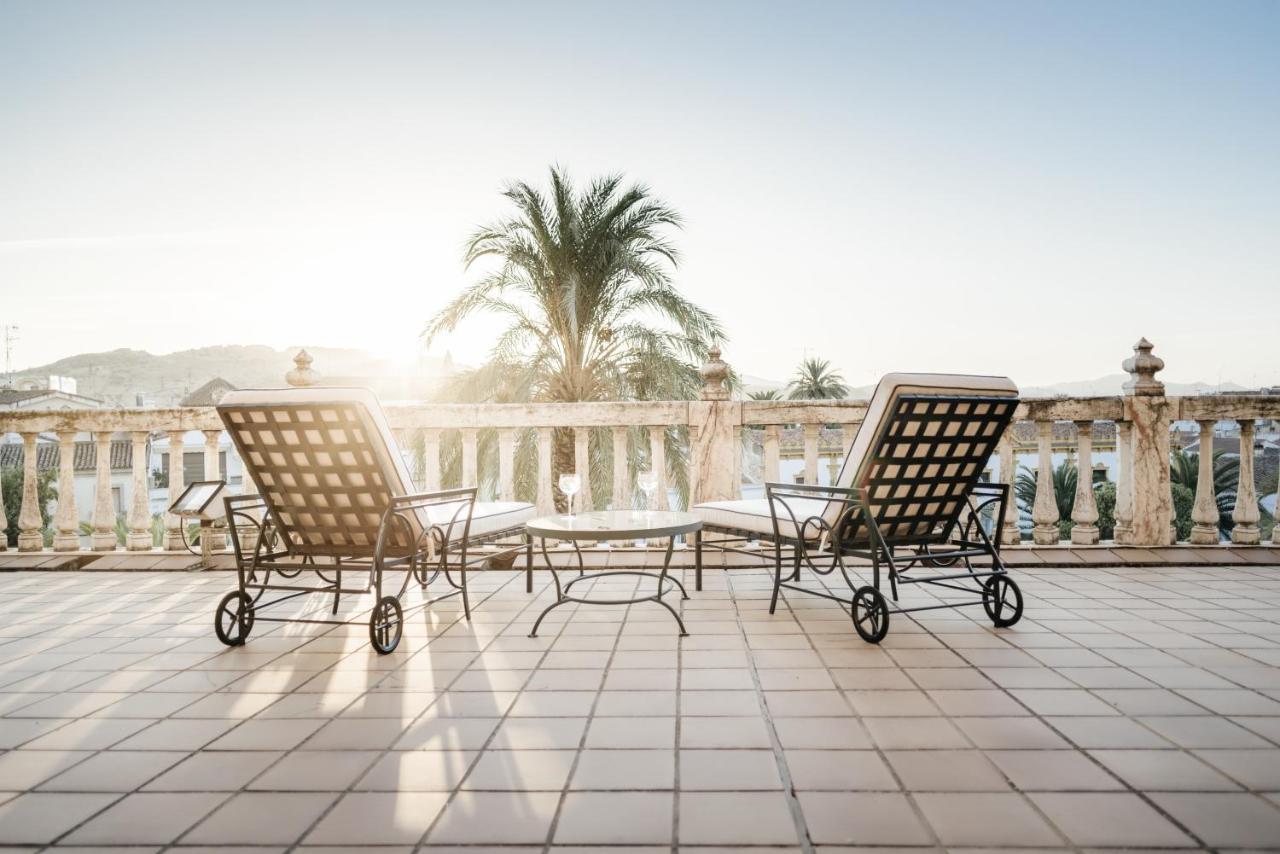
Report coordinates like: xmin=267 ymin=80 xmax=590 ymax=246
xmin=787 ymin=358 xmax=849 ymax=400
xmin=748 ymin=389 xmax=783 ymax=400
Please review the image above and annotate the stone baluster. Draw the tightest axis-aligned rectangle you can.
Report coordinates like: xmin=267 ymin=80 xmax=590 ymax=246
xmin=611 ymin=426 xmax=629 ymax=509
xmin=498 ymin=429 xmax=516 ymax=502
xmin=423 ymin=428 xmax=442 ymax=492
xmin=1031 ymin=421 xmax=1060 ymax=544
xmin=202 ymin=429 xmax=226 ymax=549
xmin=127 ymin=431 xmax=152 ymax=550
xmin=1113 ymin=420 xmax=1134 ymax=544
xmin=1189 ymin=421 xmax=1220 ymax=544
xmin=646 ymin=425 xmax=669 ymax=510
xmin=1231 ymin=419 xmax=1260 ymax=544
xmin=165 ymin=430 xmax=186 ymax=550
xmin=536 ymin=427 xmax=554 ymax=514
xmin=573 ymin=428 xmax=593 ymax=510
xmin=91 ymin=432 xmax=117 ymax=551
xmin=803 ymin=423 xmax=820 ymax=485
xmin=17 ymin=433 xmax=43 ymax=551
xmin=841 ymin=422 xmax=856 ymax=459
xmin=1070 ymin=421 xmax=1100 ymax=545
xmin=52 ymin=431 xmax=80 ymax=551
xmin=763 ymin=425 xmax=781 ymax=484
xmin=0 ymin=447 xmax=7 ymax=551
xmin=1121 ymin=338 xmax=1173 ymax=545
xmin=461 ymin=428 xmax=479 ymax=490
xmin=690 ymin=346 xmax=741 ymax=504
xmin=997 ymin=431 xmax=1021 ymax=545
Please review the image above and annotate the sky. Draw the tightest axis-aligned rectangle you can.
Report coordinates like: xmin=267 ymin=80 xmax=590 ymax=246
xmin=1 ymin=0 xmax=1278 ymax=388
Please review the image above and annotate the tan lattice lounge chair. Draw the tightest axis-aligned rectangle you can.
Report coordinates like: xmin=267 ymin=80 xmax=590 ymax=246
xmin=213 ymin=387 xmax=534 ymax=653
xmin=692 ymin=373 xmax=1021 ymax=643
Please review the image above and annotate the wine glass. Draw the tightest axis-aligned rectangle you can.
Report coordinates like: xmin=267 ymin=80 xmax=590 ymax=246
xmin=637 ymin=470 xmax=658 ymax=515
xmin=559 ymin=473 xmax=582 ymax=518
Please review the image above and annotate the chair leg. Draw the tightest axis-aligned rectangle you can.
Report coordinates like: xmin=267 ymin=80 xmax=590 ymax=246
xmin=332 ymin=566 xmax=341 ymax=614
xmin=460 ymin=540 xmax=471 ymax=620
xmin=769 ymin=540 xmax=784 ymax=614
xmin=694 ymin=530 xmax=703 ymax=592
xmin=525 ymin=532 xmax=534 ymax=593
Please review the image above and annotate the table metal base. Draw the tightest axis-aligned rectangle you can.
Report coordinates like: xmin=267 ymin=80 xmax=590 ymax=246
xmin=528 ymin=536 xmax=689 ymax=637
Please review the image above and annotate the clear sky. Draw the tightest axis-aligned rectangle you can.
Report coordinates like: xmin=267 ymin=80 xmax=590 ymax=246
xmin=2 ymin=0 xmax=1277 ymax=388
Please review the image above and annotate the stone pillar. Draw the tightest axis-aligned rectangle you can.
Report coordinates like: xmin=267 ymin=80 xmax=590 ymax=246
xmin=1070 ymin=421 xmax=1100 ymax=545
xmin=997 ymin=432 xmax=1021 ymax=546
xmin=1189 ymin=421 xmax=1220 ymax=544
xmin=1231 ymin=420 xmax=1260 ymax=544
xmin=127 ymin=431 xmax=152 ymax=550
xmin=202 ymin=430 xmax=226 ymax=549
xmin=763 ymin=425 xmax=781 ymax=484
xmin=1031 ymin=421 xmax=1059 ymax=545
xmin=91 ymin=432 xmax=117 ymax=550
xmin=690 ymin=347 xmax=741 ymax=504
xmin=165 ymin=430 xmax=186 ymax=550
xmin=423 ymin=428 xmax=442 ymax=492
xmin=498 ymin=428 xmax=517 ymax=502
xmin=611 ymin=426 xmax=629 ymax=510
xmin=52 ymin=431 xmax=80 ymax=551
xmin=17 ymin=433 xmax=44 ymax=551
xmin=646 ymin=425 xmax=669 ymax=510
xmin=461 ymin=428 xmax=479 ymax=489
xmin=0 ymin=456 xmax=7 ymax=551
xmin=1121 ymin=338 xmax=1173 ymax=545
xmin=1114 ymin=420 xmax=1135 ymax=544
xmin=536 ymin=427 xmax=554 ymax=514
xmin=573 ymin=428 xmax=593 ymax=510
xmin=802 ymin=424 xmax=820 ymax=485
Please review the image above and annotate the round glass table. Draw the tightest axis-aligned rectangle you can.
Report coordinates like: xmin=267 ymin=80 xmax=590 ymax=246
xmin=526 ymin=510 xmax=701 ymax=637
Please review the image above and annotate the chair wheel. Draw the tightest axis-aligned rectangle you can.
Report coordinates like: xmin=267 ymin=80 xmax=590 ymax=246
xmin=851 ymin=585 xmax=890 ymax=643
xmin=982 ymin=574 xmax=1023 ymax=628
xmin=369 ymin=595 xmax=404 ymax=654
xmin=214 ymin=591 xmax=254 ymax=646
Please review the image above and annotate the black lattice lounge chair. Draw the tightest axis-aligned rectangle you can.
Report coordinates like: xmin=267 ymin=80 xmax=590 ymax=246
xmin=214 ymin=387 xmax=534 ymax=653
xmin=692 ymin=373 xmax=1021 ymax=643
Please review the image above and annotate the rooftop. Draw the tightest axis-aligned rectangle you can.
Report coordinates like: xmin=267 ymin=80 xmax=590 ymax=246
xmin=1 ymin=564 xmax=1279 ymax=849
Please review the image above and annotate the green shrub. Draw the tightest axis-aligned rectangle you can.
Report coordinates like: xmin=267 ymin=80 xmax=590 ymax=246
xmin=1095 ymin=481 xmax=1116 ymax=540
xmin=1172 ymin=482 xmax=1194 ymax=542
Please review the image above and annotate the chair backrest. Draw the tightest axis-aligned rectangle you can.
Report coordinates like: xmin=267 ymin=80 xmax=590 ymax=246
xmin=825 ymin=374 xmax=1019 ymax=547
xmin=218 ymin=387 xmax=424 ymax=557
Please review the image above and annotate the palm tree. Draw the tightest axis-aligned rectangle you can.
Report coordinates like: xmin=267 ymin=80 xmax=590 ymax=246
xmin=424 ymin=167 xmax=724 ymax=509
xmin=748 ymin=389 xmax=783 ymax=401
xmin=787 ymin=358 xmax=849 ymax=400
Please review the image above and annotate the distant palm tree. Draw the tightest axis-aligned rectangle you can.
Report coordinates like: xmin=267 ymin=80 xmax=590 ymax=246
xmin=787 ymin=358 xmax=849 ymax=400
xmin=748 ymin=389 xmax=783 ymax=401
xmin=1170 ymin=447 xmax=1240 ymax=534
xmin=1015 ymin=461 xmax=1077 ymax=526
xmin=424 ymin=167 xmax=723 ymax=508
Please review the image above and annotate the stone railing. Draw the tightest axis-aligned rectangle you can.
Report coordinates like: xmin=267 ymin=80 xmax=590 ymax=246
xmin=2 ymin=339 xmax=1278 ymax=554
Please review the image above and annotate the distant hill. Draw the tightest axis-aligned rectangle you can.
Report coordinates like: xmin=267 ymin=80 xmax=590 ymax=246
xmin=11 ymin=346 xmax=454 ymax=406
xmin=744 ymin=372 xmax=1248 ymax=400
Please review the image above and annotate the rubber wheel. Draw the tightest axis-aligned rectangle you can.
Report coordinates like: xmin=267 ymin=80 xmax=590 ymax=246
xmin=369 ymin=595 xmax=404 ymax=654
xmin=982 ymin=574 xmax=1023 ymax=628
xmin=851 ymin=585 xmax=890 ymax=644
xmin=214 ymin=591 xmax=255 ymax=646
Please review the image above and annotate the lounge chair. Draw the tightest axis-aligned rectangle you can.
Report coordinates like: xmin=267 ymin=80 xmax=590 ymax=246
xmin=692 ymin=373 xmax=1021 ymax=642
xmin=213 ymin=387 xmax=534 ymax=653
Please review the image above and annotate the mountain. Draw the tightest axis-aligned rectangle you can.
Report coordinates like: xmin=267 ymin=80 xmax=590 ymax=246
xmin=743 ymin=372 xmax=1248 ymax=400
xmin=10 ymin=346 xmax=455 ymax=406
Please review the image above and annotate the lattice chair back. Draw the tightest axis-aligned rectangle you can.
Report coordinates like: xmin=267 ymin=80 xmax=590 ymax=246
xmin=218 ymin=387 xmax=431 ymax=558
xmin=825 ymin=374 xmax=1019 ymax=547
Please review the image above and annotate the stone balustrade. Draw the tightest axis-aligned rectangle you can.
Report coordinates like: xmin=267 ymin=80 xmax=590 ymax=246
xmin=2 ymin=339 xmax=1278 ymax=555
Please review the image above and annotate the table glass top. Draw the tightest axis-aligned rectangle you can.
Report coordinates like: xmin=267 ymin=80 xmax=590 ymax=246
xmin=526 ymin=510 xmax=701 ymax=539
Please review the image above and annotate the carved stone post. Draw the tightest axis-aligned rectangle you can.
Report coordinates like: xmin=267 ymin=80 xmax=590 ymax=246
xmin=52 ymin=432 xmax=80 ymax=551
xmin=17 ymin=433 xmax=43 ymax=551
xmin=536 ymin=427 xmax=554 ymax=514
xmin=165 ymin=430 xmax=186 ymax=550
xmin=763 ymin=424 xmax=781 ymax=485
xmin=1070 ymin=421 xmax=1100 ymax=545
xmin=423 ymin=428 xmax=442 ymax=492
xmin=646 ymin=425 xmax=669 ymax=511
xmin=998 ymin=432 xmax=1021 ymax=545
xmin=286 ymin=349 xmax=318 ymax=387
xmin=1114 ymin=420 xmax=1134 ymax=543
xmin=611 ymin=426 xmax=629 ymax=509
xmin=461 ymin=428 xmax=479 ymax=489
xmin=1189 ymin=421 xmax=1220 ymax=544
xmin=1231 ymin=419 xmax=1260 ymax=544
xmin=202 ymin=429 xmax=226 ymax=549
xmin=0 ymin=460 xmax=7 ymax=550
xmin=127 ymin=431 xmax=152 ymax=550
xmin=91 ymin=432 xmax=117 ymax=550
xmin=1031 ymin=421 xmax=1059 ymax=544
xmin=573 ymin=428 xmax=593 ymax=510
xmin=803 ymin=423 xmax=820 ymax=485
xmin=1121 ymin=338 xmax=1173 ymax=545
xmin=689 ymin=347 xmax=741 ymax=504
xmin=498 ymin=428 xmax=517 ymax=502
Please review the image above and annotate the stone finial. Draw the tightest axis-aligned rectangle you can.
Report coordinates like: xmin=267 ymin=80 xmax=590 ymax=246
xmin=286 ymin=349 xmax=318 ymax=387
xmin=700 ymin=345 xmax=730 ymax=401
xmin=1122 ymin=337 xmax=1165 ymax=396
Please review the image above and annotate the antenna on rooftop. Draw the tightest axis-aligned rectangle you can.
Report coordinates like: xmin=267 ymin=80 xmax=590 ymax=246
xmin=2 ymin=325 xmax=17 ymax=387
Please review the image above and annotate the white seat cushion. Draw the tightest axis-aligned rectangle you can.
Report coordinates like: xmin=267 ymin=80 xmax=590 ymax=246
xmin=427 ymin=500 xmax=535 ymax=539
xmin=692 ymin=497 xmax=829 ymax=540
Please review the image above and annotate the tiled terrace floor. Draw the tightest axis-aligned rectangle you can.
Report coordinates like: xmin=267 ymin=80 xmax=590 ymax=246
xmin=1 ymin=562 xmax=1280 ymax=852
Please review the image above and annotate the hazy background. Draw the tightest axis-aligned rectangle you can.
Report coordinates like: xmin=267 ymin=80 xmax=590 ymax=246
xmin=2 ymin=0 xmax=1277 ymax=386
